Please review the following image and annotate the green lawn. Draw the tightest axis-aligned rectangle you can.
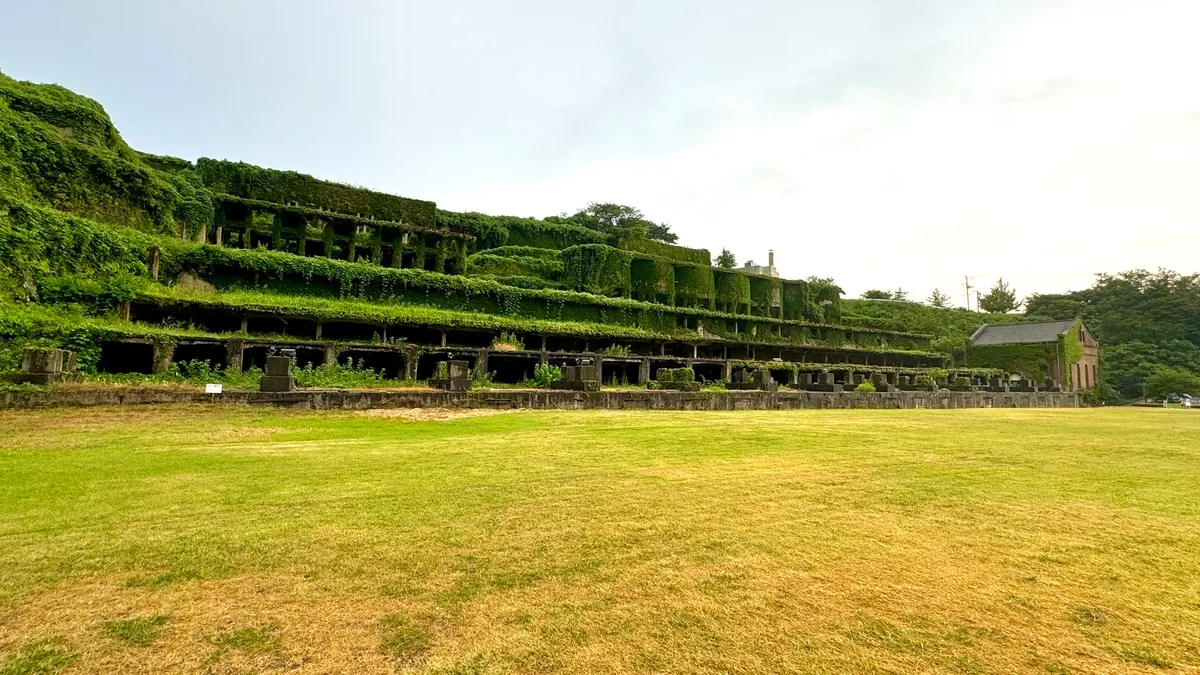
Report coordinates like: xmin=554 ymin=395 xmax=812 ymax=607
xmin=1 ymin=407 xmax=1198 ymax=674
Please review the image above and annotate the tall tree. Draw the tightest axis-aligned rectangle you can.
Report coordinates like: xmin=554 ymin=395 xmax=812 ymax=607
xmin=927 ymin=288 xmax=952 ymax=308
xmin=565 ymin=203 xmax=678 ymax=243
xmin=978 ymin=278 xmax=1019 ymax=313
xmin=892 ymin=288 xmax=909 ymax=301
xmin=715 ymin=249 xmax=737 ymax=269
xmin=1144 ymin=367 xmax=1200 ymax=399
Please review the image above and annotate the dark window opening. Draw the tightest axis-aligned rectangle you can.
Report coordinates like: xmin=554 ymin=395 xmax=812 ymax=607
xmin=304 ymin=239 xmax=325 ymax=258
xmin=242 ymin=347 xmax=271 ymax=373
xmin=445 ymin=330 xmax=493 ymax=349
xmin=389 ymin=325 xmax=443 ymax=346
xmin=690 ymin=362 xmax=721 ymax=383
xmin=601 ymin=361 xmax=640 ymax=386
xmin=336 ymin=349 xmax=403 ymax=379
xmin=322 ymin=321 xmax=381 ymax=342
xmin=171 ymin=343 xmax=229 ymax=371
xmin=98 ymin=341 xmax=154 ymax=374
xmin=486 ymin=355 xmax=539 ymax=384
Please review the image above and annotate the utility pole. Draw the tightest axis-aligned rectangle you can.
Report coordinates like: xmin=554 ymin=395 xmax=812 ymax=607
xmin=963 ymin=276 xmax=974 ymax=312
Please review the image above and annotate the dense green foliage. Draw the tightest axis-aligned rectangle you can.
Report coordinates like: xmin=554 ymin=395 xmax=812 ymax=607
xmin=0 ymin=193 xmax=153 ymax=298
xmin=0 ymin=72 xmax=210 ymax=237
xmin=673 ymin=265 xmax=715 ymax=308
xmin=1026 ymin=270 xmax=1200 ymax=398
xmin=842 ymin=299 xmax=1017 ymax=360
xmin=476 ymin=246 xmax=562 ymax=261
xmin=979 ymin=278 xmax=1019 ymax=313
xmin=0 ymin=71 xmax=943 ymax=384
xmin=560 ymin=245 xmax=633 ymax=297
xmin=614 ymin=237 xmax=710 ymax=266
xmin=196 ymin=158 xmax=434 ymax=228
xmin=436 ymin=210 xmax=606 ymax=250
xmin=1143 ymin=368 xmax=1200 ymax=398
xmin=714 ymin=270 xmax=751 ymax=313
xmin=557 ymin=202 xmax=677 ymax=243
xmin=465 ymin=253 xmax=562 ymax=281
xmin=655 ymin=367 xmax=695 ymax=383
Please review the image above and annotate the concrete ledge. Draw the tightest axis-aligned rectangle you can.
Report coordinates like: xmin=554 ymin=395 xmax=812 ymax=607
xmin=0 ymin=388 xmax=1080 ymax=411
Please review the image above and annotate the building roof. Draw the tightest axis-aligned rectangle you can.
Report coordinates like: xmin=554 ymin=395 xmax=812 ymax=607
xmin=969 ymin=320 xmax=1076 ymax=346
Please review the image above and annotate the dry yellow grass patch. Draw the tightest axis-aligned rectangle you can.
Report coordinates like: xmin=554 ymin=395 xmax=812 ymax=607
xmin=0 ymin=407 xmax=1197 ymax=673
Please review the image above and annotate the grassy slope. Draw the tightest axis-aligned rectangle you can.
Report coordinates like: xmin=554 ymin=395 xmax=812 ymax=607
xmin=1 ymin=408 xmax=1198 ymax=673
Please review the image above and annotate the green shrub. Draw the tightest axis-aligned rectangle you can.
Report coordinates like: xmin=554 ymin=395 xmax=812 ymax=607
xmin=656 ymin=367 xmax=695 ymax=383
xmin=532 ymin=362 xmax=561 ymax=388
xmin=491 ymin=331 xmax=524 ymax=351
xmin=432 ymin=361 xmax=449 ymax=380
xmin=855 ymin=381 xmax=876 ymax=392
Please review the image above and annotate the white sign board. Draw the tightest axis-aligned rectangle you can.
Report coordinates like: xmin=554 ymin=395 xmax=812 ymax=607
xmin=205 ymin=383 xmax=224 ymax=395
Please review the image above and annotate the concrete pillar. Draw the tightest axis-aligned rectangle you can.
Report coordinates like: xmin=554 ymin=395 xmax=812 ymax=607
xmin=723 ymin=360 xmax=733 ymax=381
xmin=638 ymin=358 xmax=651 ymax=385
xmin=476 ymin=348 xmax=489 ymax=378
xmin=402 ymin=352 xmax=418 ymax=381
xmin=323 ymin=343 xmax=339 ymax=368
xmin=440 ymin=331 xmax=447 ymax=347
xmin=226 ymin=339 xmax=244 ymax=373
xmin=152 ymin=341 xmax=174 ymax=374
xmin=315 ymin=321 xmax=323 ymax=340
xmin=147 ymin=246 xmax=160 ymax=280
xmin=117 ymin=301 xmax=131 ymax=321
xmin=215 ymin=225 xmax=223 ymax=247
xmin=240 ymin=314 xmax=249 ymax=333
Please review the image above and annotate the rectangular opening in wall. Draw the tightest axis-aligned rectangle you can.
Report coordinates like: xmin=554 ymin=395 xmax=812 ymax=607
xmin=601 ymin=360 xmax=640 ymax=386
xmin=693 ymin=362 xmax=723 ymax=383
xmin=294 ymin=347 xmax=324 ymax=370
xmin=242 ymin=347 xmax=270 ymax=373
xmin=336 ymin=349 xmax=403 ymax=379
xmin=389 ymin=325 xmax=443 ymax=346
xmin=446 ymin=330 xmax=493 ymax=349
xmin=98 ymin=341 xmax=154 ymax=375
xmin=486 ymin=354 xmax=539 ymax=384
xmin=322 ymin=321 xmax=381 ymax=342
xmin=171 ymin=342 xmax=229 ymax=371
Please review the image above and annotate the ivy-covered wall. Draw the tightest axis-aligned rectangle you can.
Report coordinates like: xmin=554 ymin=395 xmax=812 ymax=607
xmin=196 ymin=158 xmax=435 ymax=229
xmin=465 ymin=253 xmax=563 ymax=281
xmin=615 ymin=237 xmax=711 ymax=266
xmin=561 ymin=245 xmax=633 ymax=297
xmin=436 ymin=210 xmax=607 ymax=251
xmin=631 ymin=258 xmax=676 ymax=305
xmin=964 ymin=319 xmax=1085 ymax=385
xmin=714 ymin=270 xmax=751 ymax=314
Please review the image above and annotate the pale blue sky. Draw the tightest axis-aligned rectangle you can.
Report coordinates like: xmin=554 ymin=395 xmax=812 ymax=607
xmin=4 ymin=0 xmax=1198 ymax=303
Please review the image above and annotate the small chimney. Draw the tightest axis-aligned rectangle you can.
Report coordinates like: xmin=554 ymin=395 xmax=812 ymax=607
xmin=768 ymin=250 xmax=775 ymax=267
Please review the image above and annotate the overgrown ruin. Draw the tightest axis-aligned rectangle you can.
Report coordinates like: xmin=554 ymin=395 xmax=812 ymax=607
xmin=0 ymin=71 xmax=1083 ymax=398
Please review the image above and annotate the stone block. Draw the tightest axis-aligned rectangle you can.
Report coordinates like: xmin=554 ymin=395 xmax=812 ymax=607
xmin=259 ymin=375 xmax=294 ymax=392
xmin=265 ymin=356 xmax=292 ymax=377
xmin=7 ymin=372 xmax=62 ymax=385
xmin=21 ymin=348 xmax=65 ymax=374
xmin=448 ymin=360 xmax=470 ymax=380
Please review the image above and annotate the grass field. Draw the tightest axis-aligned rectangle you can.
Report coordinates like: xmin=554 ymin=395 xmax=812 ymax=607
xmin=1 ymin=407 xmax=1198 ymax=674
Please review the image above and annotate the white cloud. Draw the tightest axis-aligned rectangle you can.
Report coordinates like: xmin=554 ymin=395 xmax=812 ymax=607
xmin=441 ymin=0 xmax=1200 ymax=302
